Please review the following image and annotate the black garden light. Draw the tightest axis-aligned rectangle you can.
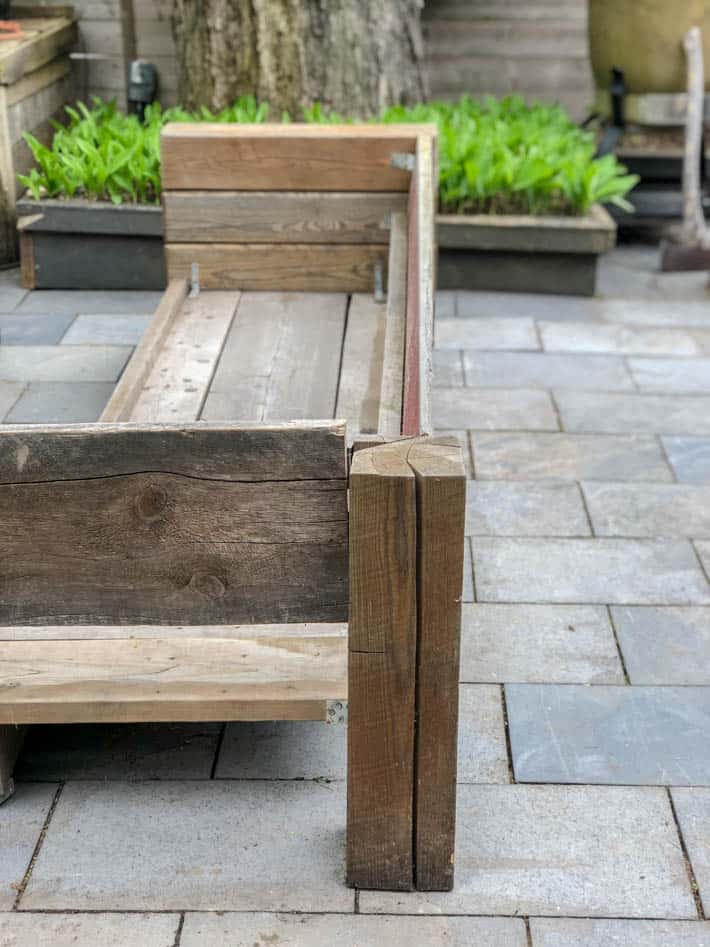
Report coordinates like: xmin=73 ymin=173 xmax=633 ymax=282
xmin=128 ymin=59 xmax=158 ymax=121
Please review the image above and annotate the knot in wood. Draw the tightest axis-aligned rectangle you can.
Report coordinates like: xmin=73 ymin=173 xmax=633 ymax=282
xmin=188 ymin=572 xmax=227 ymax=599
xmin=135 ymin=484 xmax=169 ymax=522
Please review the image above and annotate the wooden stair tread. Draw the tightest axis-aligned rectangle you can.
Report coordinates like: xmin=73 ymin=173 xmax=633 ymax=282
xmin=0 ymin=625 xmax=347 ymax=724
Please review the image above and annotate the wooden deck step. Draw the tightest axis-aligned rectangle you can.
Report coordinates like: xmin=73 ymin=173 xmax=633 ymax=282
xmin=0 ymin=624 xmax=347 ymax=725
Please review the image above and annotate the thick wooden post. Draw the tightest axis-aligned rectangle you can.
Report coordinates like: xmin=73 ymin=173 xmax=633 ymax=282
xmin=409 ymin=437 xmax=467 ymax=891
xmin=347 ymin=436 xmax=466 ymax=891
xmin=0 ymin=725 xmax=26 ymax=804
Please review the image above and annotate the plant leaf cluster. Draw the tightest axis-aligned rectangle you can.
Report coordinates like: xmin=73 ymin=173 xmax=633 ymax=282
xmin=19 ymin=94 xmax=638 ymax=215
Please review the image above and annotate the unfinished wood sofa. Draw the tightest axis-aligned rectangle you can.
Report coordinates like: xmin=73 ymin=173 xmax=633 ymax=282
xmin=0 ymin=124 xmax=467 ymax=892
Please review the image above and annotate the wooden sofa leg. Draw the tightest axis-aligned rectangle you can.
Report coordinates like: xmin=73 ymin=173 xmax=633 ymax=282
xmin=346 ymin=437 xmax=466 ymax=892
xmin=0 ymin=726 xmax=27 ymax=805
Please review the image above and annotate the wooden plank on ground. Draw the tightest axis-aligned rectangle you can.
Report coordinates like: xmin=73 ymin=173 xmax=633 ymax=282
xmin=202 ymin=292 xmax=347 ymax=422
xmin=163 ymin=191 xmax=407 ymax=244
xmin=335 ymin=294 xmax=386 ymax=437
xmin=0 ymin=622 xmax=348 ymax=641
xmin=165 ymin=243 xmax=386 ymax=292
xmin=161 ymin=123 xmax=427 ymax=191
xmin=378 ymin=211 xmax=408 ymax=437
xmin=0 ymin=632 xmax=347 ymax=724
xmin=0 ymin=421 xmax=347 ymax=482
xmin=129 ymin=291 xmax=239 ymax=423
xmin=100 ymin=279 xmax=188 ymax=422
xmin=347 ymin=439 xmax=417 ymax=891
xmin=408 ymin=436 xmax=466 ymax=892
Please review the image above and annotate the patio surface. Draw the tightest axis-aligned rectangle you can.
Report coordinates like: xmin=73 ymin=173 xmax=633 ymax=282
xmin=2 ymin=246 xmax=710 ymax=944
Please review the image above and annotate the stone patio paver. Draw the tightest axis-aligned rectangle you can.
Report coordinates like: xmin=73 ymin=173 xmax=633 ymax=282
xmin=556 ymin=392 xmax=710 ymax=435
xmin=463 ymin=351 xmax=634 ymax=390
xmin=0 ymin=784 xmax=58 ymax=909
xmin=696 ymin=541 xmax=710 ymax=577
xmin=5 ymin=382 xmax=115 ymax=423
xmin=433 ymin=348 xmax=464 ymax=386
xmin=466 ymin=480 xmax=590 ymax=536
xmin=216 ymin=721 xmax=346 ymax=781
xmin=359 ymin=785 xmax=695 ymax=918
xmin=507 ymin=684 xmax=710 ymax=785
xmin=61 ymin=313 xmax=152 ymax=345
xmin=16 ymin=723 xmax=222 ymax=781
xmin=671 ymin=789 xmax=710 ymax=910
xmin=436 ymin=316 xmax=539 ymax=350
xmin=612 ymin=607 xmax=710 ymax=685
xmin=629 ymin=357 xmax=710 ymax=394
xmin=530 ymin=919 xmax=710 ymax=946
xmin=461 ymin=604 xmax=623 ymax=684
xmin=663 ymin=437 xmax=710 ymax=483
xmin=539 ymin=321 xmax=701 ymax=356
xmin=582 ymin=482 xmax=710 ymax=538
xmin=455 ymin=289 xmax=599 ymax=321
xmin=0 ymin=380 xmax=24 ymax=420
xmin=0 ymin=312 xmax=74 ymax=345
xmin=21 ymin=780 xmax=352 ymax=912
xmin=470 ymin=432 xmax=673 ymax=482
xmin=0 ymin=345 xmax=131 ymax=383
xmin=463 ymin=538 xmax=474 ymax=601
xmin=0 ymin=913 xmax=180 ymax=947
xmin=15 ymin=290 xmax=162 ymax=315
xmin=472 ymin=538 xmax=710 ymax=604
xmin=180 ymin=913 xmax=527 ymax=947
xmin=600 ymin=298 xmax=710 ymax=326
xmin=457 ymin=685 xmax=509 ymax=783
xmin=434 ymin=387 xmax=558 ymax=431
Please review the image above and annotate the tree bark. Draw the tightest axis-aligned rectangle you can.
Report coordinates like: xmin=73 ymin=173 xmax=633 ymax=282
xmin=172 ymin=0 xmax=427 ymax=116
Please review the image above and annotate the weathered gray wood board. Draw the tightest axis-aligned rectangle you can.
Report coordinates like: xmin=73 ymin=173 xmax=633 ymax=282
xmin=202 ymin=293 xmax=347 ymax=423
xmin=0 ymin=423 xmax=348 ymax=627
xmin=164 ymin=191 xmax=406 ymax=244
xmin=334 ymin=294 xmax=386 ymax=436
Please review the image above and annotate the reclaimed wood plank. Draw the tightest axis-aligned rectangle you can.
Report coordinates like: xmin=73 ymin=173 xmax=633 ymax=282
xmin=378 ymin=211 xmax=408 ymax=437
xmin=161 ymin=123 xmax=424 ymax=191
xmin=0 ymin=633 xmax=347 ymax=724
xmin=408 ymin=437 xmax=466 ymax=891
xmin=165 ymin=243 xmax=386 ymax=292
xmin=0 ymin=421 xmax=347 ymax=482
xmin=335 ymin=294 xmax=386 ymax=437
xmin=202 ymin=292 xmax=347 ymax=422
xmin=0 ymin=17 xmax=77 ymax=85
xmin=100 ymin=279 xmax=188 ymax=422
xmin=347 ymin=439 xmax=417 ymax=890
xmin=129 ymin=291 xmax=239 ymax=423
xmin=0 ymin=622 xmax=348 ymax=641
xmin=163 ymin=191 xmax=406 ymax=244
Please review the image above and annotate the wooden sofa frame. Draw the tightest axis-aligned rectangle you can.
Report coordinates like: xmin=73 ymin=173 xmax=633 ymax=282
xmin=0 ymin=125 xmax=467 ymax=893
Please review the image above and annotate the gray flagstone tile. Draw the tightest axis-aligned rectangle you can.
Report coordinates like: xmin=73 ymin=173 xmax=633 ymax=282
xmin=540 ymin=321 xmax=700 ymax=356
xmin=0 ymin=381 xmax=23 ymax=421
xmin=663 ymin=437 xmax=710 ymax=483
xmin=629 ymin=357 xmax=710 ymax=394
xmin=0 ymin=784 xmax=58 ymax=909
xmin=556 ymin=392 xmax=710 ymax=436
xmin=463 ymin=351 xmax=634 ymax=390
xmin=4 ymin=382 xmax=115 ymax=423
xmin=0 ymin=912 xmax=180 ymax=947
xmin=612 ymin=607 xmax=710 ymax=685
xmin=434 ymin=388 xmax=558 ymax=431
xmin=0 ymin=346 xmax=131 ymax=383
xmin=582 ymin=482 xmax=710 ymax=538
xmin=530 ymin=919 xmax=710 ymax=946
xmin=671 ymin=789 xmax=710 ymax=911
xmin=467 ymin=481 xmax=590 ymax=536
xmin=436 ymin=317 xmax=539 ymax=351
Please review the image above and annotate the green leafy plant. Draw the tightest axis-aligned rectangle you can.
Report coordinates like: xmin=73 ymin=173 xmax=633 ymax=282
xmin=18 ymin=93 xmax=638 ymax=215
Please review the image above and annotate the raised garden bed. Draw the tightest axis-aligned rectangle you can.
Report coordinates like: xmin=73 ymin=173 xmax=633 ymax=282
xmin=16 ymin=197 xmax=165 ymax=290
xmin=437 ymin=204 xmax=617 ymax=296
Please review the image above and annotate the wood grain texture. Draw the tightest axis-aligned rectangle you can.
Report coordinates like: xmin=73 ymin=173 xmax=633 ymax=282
xmin=163 ymin=191 xmax=406 ymax=244
xmin=378 ymin=211 xmax=408 ymax=437
xmin=402 ymin=166 xmax=421 ymax=437
xmin=100 ymin=279 xmax=188 ymax=422
xmin=347 ymin=439 xmax=417 ymax=890
xmin=335 ymin=294 xmax=386 ymax=437
xmin=0 ymin=422 xmax=347 ymax=482
xmin=409 ymin=437 xmax=466 ymax=891
xmin=165 ymin=243 xmax=386 ymax=292
xmin=202 ymin=292 xmax=347 ymax=422
xmin=0 ymin=632 xmax=347 ymax=724
xmin=0 ymin=622 xmax=347 ymax=641
xmin=160 ymin=123 xmax=425 ymax=191
xmin=0 ymin=471 xmax=348 ymax=626
xmin=129 ymin=291 xmax=239 ymax=423
xmin=0 ymin=724 xmax=26 ymax=803
xmin=0 ymin=16 xmax=77 ymax=85
xmin=415 ymin=134 xmax=436 ymax=436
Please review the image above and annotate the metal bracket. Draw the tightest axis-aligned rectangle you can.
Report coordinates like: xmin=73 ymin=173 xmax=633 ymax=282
xmin=189 ymin=262 xmax=200 ymax=298
xmin=390 ymin=152 xmax=416 ymax=172
xmin=325 ymin=700 xmax=348 ymax=725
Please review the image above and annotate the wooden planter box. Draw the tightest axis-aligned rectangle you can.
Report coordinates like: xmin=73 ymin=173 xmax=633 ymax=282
xmin=1 ymin=124 xmax=469 ymax=896
xmin=0 ymin=6 xmax=77 ymax=263
xmin=437 ymin=204 xmax=617 ymax=296
xmin=17 ymin=198 xmax=166 ymax=290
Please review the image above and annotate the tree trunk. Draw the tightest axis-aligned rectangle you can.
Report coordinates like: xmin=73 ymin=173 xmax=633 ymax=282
xmin=172 ymin=0 xmax=427 ymax=116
